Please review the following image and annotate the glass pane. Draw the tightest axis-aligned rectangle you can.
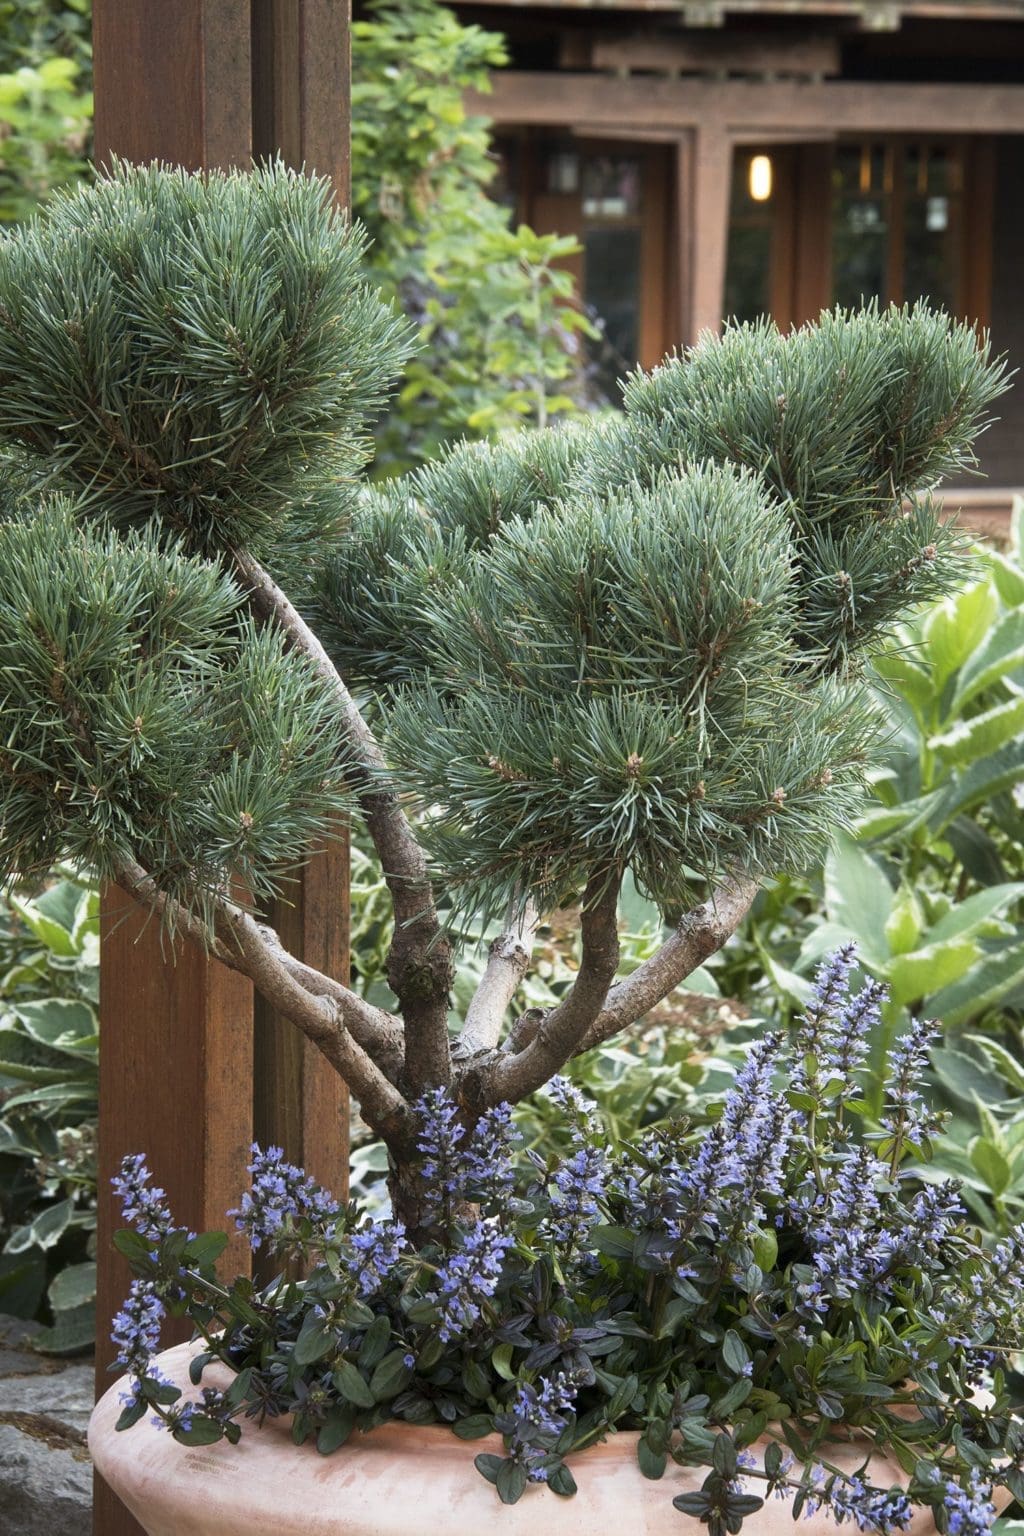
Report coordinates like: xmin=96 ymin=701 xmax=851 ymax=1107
xmin=902 ymin=145 xmax=960 ymax=311
xmin=581 ymin=156 xmax=641 ymax=219
xmin=832 ymin=144 xmax=889 ymax=308
xmin=725 ymin=151 xmax=775 ymax=325
xmin=584 ymin=226 xmax=642 ymax=396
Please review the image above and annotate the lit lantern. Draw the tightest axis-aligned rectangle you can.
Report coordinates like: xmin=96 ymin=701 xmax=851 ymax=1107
xmin=749 ymin=154 xmax=773 ymax=202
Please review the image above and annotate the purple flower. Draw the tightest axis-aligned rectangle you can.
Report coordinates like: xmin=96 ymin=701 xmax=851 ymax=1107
xmin=112 ymin=1155 xmax=177 ymax=1242
xmin=973 ymin=1222 xmax=1024 ymax=1328
xmin=689 ymin=1034 xmax=792 ymax=1220
xmin=793 ymin=944 xmax=859 ymax=1096
xmin=943 ymin=1473 xmax=995 ymax=1536
xmin=461 ymin=1101 xmax=519 ymax=1207
xmin=431 ymin=1218 xmax=513 ymax=1342
xmin=883 ymin=1018 xmax=942 ymax=1141
xmin=345 ymin=1219 xmax=407 ymax=1297
xmin=112 ymin=1277 xmax=165 ymax=1376
xmin=797 ymin=1145 xmax=891 ymax=1309
xmin=230 ymin=1144 xmax=339 ymax=1250
xmin=414 ymin=1086 xmax=467 ymax=1226
xmin=827 ymin=1476 xmax=913 ymax=1533
xmin=497 ymin=1371 xmax=578 ymax=1483
xmin=823 ymin=978 xmax=887 ymax=1095
xmin=546 ymin=1076 xmax=598 ymax=1127
xmin=550 ymin=1143 xmax=607 ymax=1248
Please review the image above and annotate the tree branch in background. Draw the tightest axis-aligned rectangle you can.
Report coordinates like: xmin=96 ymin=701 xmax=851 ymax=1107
xmin=480 ymin=874 xmax=622 ymax=1105
xmin=455 ymin=898 xmax=540 ymax=1058
xmin=231 ymin=546 xmax=455 ymax=1096
xmin=114 ymin=860 xmax=408 ymax=1107
xmin=575 ymin=876 xmax=759 ymax=1054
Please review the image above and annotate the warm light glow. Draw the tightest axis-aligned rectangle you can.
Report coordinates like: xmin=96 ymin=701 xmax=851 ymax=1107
xmin=749 ymin=154 xmax=773 ymax=202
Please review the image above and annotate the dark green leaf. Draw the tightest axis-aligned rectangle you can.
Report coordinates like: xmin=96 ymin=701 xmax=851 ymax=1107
xmin=174 ymin=1416 xmax=225 ymax=1446
xmin=359 ymin=1313 xmax=392 ymax=1370
xmin=369 ymin=1349 xmax=414 ymax=1402
xmin=333 ymin=1358 xmax=376 ymax=1410
xmin=496 ymin=1459 xmax=529 ymax=1506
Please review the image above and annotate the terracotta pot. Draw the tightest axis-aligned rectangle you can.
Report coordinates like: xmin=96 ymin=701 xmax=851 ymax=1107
xmin=88 ymin=1342 xmax=972 ymax=1536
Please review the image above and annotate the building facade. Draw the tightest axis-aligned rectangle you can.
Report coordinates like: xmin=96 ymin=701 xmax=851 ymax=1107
xmin=458 ymin=0 xmax=1024 ymax=519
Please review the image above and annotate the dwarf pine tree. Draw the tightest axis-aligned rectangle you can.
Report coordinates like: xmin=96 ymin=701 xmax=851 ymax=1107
xmin=0 ymin=163 xmax=1008 ymax=1224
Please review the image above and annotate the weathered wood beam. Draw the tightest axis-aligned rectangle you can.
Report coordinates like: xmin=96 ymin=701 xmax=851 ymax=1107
xmin=473 ymin=72 xmax=1024 ymax=135
xmin=590 ymin=32 xmax=841 ymax=76
xmin=685 ymin=127 xmax=734 ymax=340
xmin=460 ymin=0 xmax=1024 ymax=18
xmin=252 ymin=0 xmax=352 ymax=207
xmin=253 ymin=831 xmax=350 ymax=1210
xmin=93 ymin=1 xmax=251 ymax=171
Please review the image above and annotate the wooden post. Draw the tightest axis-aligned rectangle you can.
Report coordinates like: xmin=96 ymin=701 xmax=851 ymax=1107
xmin=253 ymin=832 xmax=351 ymax=1203
xmin=250 ymin=1 xmax=352 ymax=1199
xmin=677 ymin=126 xmax=734 ymax=343
xmin=92 ymin=6 xmax=352 ymax=1533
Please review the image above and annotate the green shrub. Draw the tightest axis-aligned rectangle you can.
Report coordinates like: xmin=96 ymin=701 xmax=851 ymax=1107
xmin=0 ymin=872 xmax=98 ymax=1351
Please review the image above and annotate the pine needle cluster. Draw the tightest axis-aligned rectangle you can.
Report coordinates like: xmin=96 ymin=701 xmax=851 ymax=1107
xmin=0 ymin=500 xmax=350 ymax=923
xmin=317 ymin=306 xmax=1006 ymax=920
xmin=0 ymin=163 xmax=1009 ymax=939
xmin=381 ymin=466 xmax=877 ymax=916
xmin=0 ymin=160 xmax=411 ymax=560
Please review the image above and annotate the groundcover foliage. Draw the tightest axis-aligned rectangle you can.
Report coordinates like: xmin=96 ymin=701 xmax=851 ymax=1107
xmin=111 ymin=955 xmax=1024 ymax=1533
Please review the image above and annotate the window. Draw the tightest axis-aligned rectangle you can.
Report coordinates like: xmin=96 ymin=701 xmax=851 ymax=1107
xmin=832 ymin=140 xmax=965 ymax=311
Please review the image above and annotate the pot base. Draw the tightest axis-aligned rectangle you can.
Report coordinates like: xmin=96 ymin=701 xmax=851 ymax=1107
xmin=90 ymin=1343 xmax=956 ymax=1536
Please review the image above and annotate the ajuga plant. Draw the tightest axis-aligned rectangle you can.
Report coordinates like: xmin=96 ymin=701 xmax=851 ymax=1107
xmin=0 ymin=162 xmax=1009 ymax=1235
xmin=110 ymin=952 xmax=1024 ymax=1531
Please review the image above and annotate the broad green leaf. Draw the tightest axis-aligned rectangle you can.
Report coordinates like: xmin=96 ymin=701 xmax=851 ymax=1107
xmin=4 ymin=1196 xmax=74 ymax=1255
xmin=756 ymin=947 xmax=813 ymax=1008
xmin=921 ymin=581 xmax=997 ymax=689
xmin=332 ymin=1358 xmax=375 ymax=1409
xmin=48 ymin=1261 xmax=96 ymax=1312
xmin=31 ymin=1300 xmax=95 ymax=1355
xmin=855 ymin=803 xmax=924 ymax=842
xmin=887 ymin=939 xmax=978 ymax=1008
xmin=963 ymin=1033 xmax=1024 ymax=1094
xmin=638 ymin=1439 xmax=668 ymax=1480
xmin=946 ymin=818 xmax=1007 ymax=888
xmin=823 ymin=836 xmax=893 ymax=966
xmin=989 ymin=551 xmax=1024 ymax=608
xmin=930 ymin=696 xmax=1024 ymax=769
xmin=0 ymin=1081 xmax=97 ymax=1111
xmin=928 ymin=740 xmax=1024 ymax=833
xmin=952 ymin=609 xmax=1024 ymax=710
xmin=317 ymin=1413 xmax=354 ymax=1455
xmin=358 ymin=1313 xmax=392 ymax=1371
xmin=929 ymin=1047 xmax=1008 ymax=1107
xmin=496 ymin=1458 xmax=529 ymax=1505
xmin=926 ymin=884 xmax=1024 ymax=945
xmin=871 ymin=651 xmax=936 ymax=717
xmin=884 ymin=888 xmax=923 ymax=956
xmin=0 ymin=1250 xmax=46 ymax=1318
xmin=293 ymin=1316 xmax=334 ymax=1367
xmin=12 ymin=999 xmax=97 ymax=1053
xmin=722 ymin=1330 xmax=750 ymax=1375
xmin=969 ymin=1138 xmax=1012 ymax=1197
xmin=929 ymin=940 xmax=1024 ymax=1028
xmin=8 ymin=893 xmax=76 ymax=957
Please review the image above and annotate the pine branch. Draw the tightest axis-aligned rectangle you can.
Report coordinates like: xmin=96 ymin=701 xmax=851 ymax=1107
xmin=575 ymin=875 xmax=759 ymax=1053
xmin=114 ymin=860 xmax=408 ymax=1108
xmin=220 ymin=902 xmax=412 ymax=1143
xmin=478 ymin=874 xmax=621 ymax=1105
xmin=231 ymin=545 xmax=455 ymax=1095
xmin=455 ymin=898 xmax=539 ymax=1058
